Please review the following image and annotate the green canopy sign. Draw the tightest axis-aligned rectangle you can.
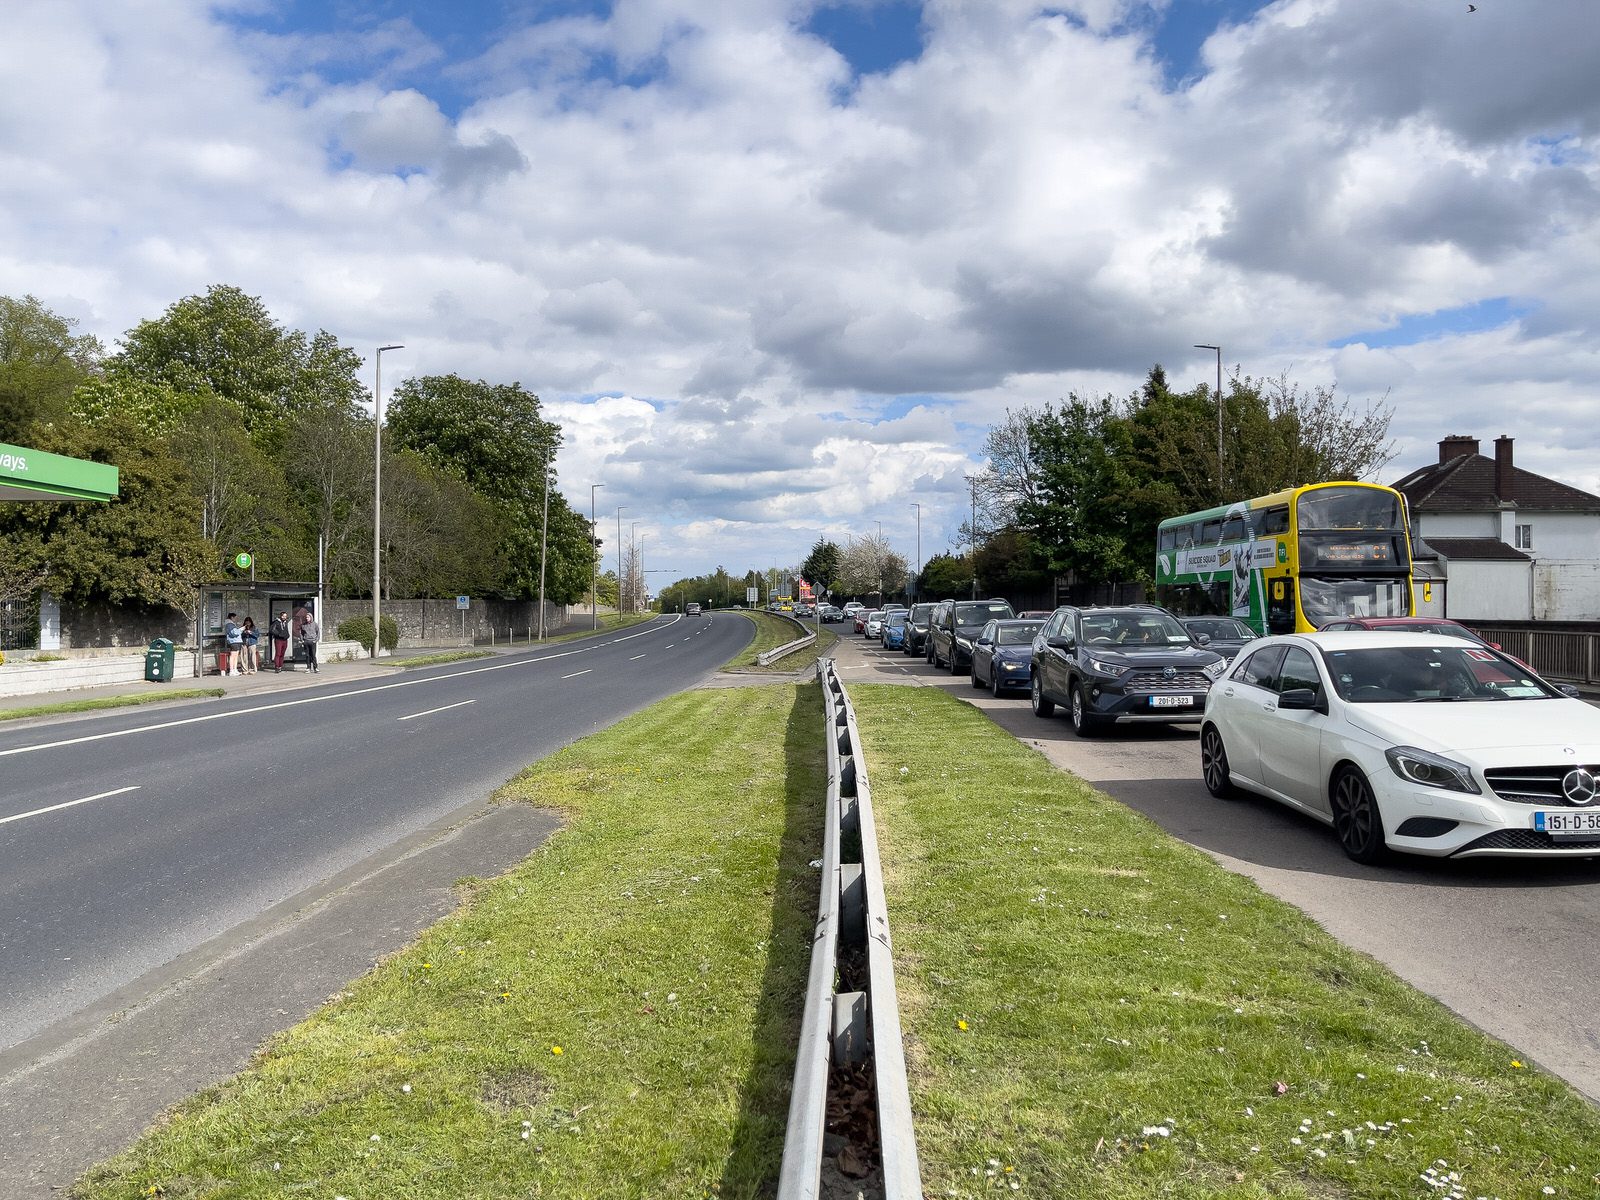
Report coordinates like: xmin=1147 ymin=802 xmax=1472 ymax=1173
xmin=0 ymin=441 xmax=119 ymax=503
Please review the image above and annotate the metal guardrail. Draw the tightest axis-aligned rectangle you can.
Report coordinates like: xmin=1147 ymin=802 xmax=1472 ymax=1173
xmin=1474 ymin=626 xmax=1600 ymax=686
xmin=778 ymin=658 xmax=922 ymax=1199
xmin=756 ymin=613 xmax=818 ymax=667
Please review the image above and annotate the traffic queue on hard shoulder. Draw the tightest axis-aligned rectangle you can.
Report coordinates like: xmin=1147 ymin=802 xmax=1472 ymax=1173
xmin=827 ymin=595 xmax=1597 ymax=865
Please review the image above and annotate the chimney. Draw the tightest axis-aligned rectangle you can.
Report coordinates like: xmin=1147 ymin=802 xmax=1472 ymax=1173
xmin=1438 ymin=435 xmax=1480 ymax=463
xmin=1494 ymin=435 xmax=1514 ymax=502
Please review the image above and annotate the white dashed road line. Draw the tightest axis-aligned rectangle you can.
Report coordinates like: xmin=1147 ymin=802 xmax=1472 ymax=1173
xmin=396 ymin=699 xmax=477 ymax=722
xmin=0 ymin=785 xmax=141 ymax=828
xmin=562 ymin=670 xmax=592 ymax=680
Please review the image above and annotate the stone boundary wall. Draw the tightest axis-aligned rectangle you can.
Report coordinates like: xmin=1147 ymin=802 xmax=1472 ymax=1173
xmin=57 ymin=596 xmax=578 ymax=650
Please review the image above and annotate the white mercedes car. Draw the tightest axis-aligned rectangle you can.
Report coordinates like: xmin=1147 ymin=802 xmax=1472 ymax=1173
xmin=1200 ymin=631 xmax=1599 ymax=863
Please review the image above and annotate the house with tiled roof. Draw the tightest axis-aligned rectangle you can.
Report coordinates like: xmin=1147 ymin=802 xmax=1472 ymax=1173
xmin=1391 ymin=435 xmax=1600 ymax=621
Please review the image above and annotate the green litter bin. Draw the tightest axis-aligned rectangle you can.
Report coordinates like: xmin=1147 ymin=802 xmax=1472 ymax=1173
xmin=144 ymin=637 xmax=175 ymax=683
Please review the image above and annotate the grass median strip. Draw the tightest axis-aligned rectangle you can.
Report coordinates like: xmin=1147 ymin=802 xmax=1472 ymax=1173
xmin=381 ymin=650 xmax=497 ymax=669
xmin=0 ymin=688 xmax=224 ymax=722
xmin=73 ymin=684 xmax=825 ymax=1200
xmin=849 ymin=683 xmax=1600 ymax=1199
xmin=722 ymin=611 xmax=835 ymax=673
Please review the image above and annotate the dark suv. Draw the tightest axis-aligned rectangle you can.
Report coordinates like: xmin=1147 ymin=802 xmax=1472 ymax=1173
xmin=1029 ymin=604 xmax=1226 ymax=736
xmin=928 ymin=598 xmax=1015 ymax=673
xmin=902 ymin=602 xmax=936 ymax=656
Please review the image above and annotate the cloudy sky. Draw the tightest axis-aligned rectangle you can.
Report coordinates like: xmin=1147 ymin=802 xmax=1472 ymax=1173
xmin=4 ymin=0 xmax=1598 ymax=582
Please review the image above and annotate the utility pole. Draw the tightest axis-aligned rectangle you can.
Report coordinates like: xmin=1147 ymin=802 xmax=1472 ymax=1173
xmin=589 ymin=483 xmax=604 ymax=630
xmin=615 ymin=506 xmax=627 ymax=616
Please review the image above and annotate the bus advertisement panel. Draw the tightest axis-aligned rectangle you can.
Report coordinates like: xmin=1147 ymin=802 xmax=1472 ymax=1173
xmin=1155 ymin=482 xmax=1414 ymax=635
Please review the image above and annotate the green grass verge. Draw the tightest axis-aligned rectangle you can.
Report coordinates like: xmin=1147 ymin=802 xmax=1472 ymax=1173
xmin=849 ymin=684 xmax=1600 ymax=1199
xmin=0 ymin=688 xmax=224 ymax=722
xmin=380 ymin=650 xmax=498 ymax=669
xmin=721 ymin=611 xmax=836 ymax=673
xmin=73 ymin=684 xmax=826 ymax=1200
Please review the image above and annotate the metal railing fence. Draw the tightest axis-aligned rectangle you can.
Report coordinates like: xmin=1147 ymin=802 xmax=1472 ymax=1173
xmin=778 ymin=659 xmax=922 ymax=1199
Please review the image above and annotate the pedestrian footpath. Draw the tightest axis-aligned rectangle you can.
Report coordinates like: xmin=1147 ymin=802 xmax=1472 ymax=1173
xmin=0 ymin=620 xmax=624 ymax=717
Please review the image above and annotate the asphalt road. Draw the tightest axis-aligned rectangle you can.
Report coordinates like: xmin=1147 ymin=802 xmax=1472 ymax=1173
xmin=0 ymin=613 xmax=748 ymax=1051
xmin=830 ymin=625 xmax=1600 ymax=1103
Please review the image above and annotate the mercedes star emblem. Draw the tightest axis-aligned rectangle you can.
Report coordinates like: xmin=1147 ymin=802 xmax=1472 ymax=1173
xmin=1561 ymin=768 xmax=1599 ymax=807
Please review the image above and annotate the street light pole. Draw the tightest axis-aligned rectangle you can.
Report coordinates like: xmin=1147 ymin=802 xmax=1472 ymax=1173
xmin=537 ymin=442 xmax=551 ymax=640
xmin=1195 ymin=344 xmax=1223 ymax=497
xmin=629 ymin=521 xmax=640 ymax=613
xmin=373 ymin=344 xmax=403 ymax=658
xmin=969 ymin=476 xmax=979 ymax=600
xmin=911 ymin=502 xmax=921 ymax=602
xmin=615 ymin=505 xmax=627 ymax=617
xmin=589 ymin=483 xmax=604 ymax=630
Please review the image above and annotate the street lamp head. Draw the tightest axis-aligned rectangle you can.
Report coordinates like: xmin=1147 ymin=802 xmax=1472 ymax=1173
xmin=378 ymin=343 xmax=404 ymax=353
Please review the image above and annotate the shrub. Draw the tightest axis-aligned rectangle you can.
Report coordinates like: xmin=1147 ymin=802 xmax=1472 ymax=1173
xmin=0 ymin=650 xmax=6 ymax=666
xmin=337 ymin=614 xmax=400 ymax=653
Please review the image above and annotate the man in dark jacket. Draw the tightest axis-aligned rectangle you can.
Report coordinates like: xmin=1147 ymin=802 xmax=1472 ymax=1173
xmin=269 ymin=611 xmax=291 ymax=672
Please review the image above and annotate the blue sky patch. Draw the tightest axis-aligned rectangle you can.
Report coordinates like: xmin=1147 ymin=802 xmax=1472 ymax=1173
xmin=1148 ymin=0 xmax=1270 ymax=89
xmin=1331 ymin=297 xmax=1531 ymax=349
xmin=804 ymin=1 xmax=924 ymax=78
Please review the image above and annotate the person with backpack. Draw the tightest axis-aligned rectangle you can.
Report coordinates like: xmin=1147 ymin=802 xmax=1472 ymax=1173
xmin=269 ymin=611 xmax=291 ymax=672
xmin=222 ymin=612 xmax=243 ymax=676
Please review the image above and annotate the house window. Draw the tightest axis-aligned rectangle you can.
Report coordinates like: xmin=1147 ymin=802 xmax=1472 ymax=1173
xmin=1514 ymin=524 xmax=1533 ymax=549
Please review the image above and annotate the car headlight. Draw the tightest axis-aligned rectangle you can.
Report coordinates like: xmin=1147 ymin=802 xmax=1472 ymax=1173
xmin=1202 ymin=658 xmax=1227 ymax=680
xmin=1385 ymin=746 xmax=1481 ymax=794
xmin=1084 ymin=656 xmax=1124 ymax=676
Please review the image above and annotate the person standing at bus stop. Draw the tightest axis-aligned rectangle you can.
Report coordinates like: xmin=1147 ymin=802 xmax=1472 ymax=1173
xmin=300 ymin=611 xmax=321 ymax=673
xmin=269 ymin=610 xmax=290 ymax=672
xmin=222 ymin=612 xmax=243 ymax=676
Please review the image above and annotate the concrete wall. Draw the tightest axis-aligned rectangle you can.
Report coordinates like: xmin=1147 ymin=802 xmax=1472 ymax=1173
xmin=1535 ymin=562 xmax=1600 ymax=621
xmin=1418 ymin=512 xmax=1497 ymax=539
xmin=1442 ymin=560 xmax=1532 ymax=621
xmin=1519 ymin=513 xmax=1600 ymax=559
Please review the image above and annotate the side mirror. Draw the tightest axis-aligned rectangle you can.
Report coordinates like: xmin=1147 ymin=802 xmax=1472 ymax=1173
xmin=1194 ymin=632 xmax=1212 ymax=646
xmin=1278 ymin=687 xmax=1326 ymax=714
xmin=1489 ymin=641 xmax=1503 ymax=651
xmin=1559 ymin=684 xmax=1582 ymax=699
xmin=1048 ymin=634 xmax=1075 ymax=651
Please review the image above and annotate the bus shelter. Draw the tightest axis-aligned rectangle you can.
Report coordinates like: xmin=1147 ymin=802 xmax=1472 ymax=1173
xmin=197 ymin=581 xmax=321 ymax=676
xmin=1 ymin=441 xmax=119 ymax=650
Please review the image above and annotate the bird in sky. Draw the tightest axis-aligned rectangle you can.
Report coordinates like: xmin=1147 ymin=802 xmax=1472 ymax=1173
xmin=1467 ymin=3 xmax=1477 ymax=9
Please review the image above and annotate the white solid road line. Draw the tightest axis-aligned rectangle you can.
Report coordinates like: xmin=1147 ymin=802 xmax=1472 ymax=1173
xmin=396 ymin=699 xmax=477 ymax=722
xmin=0 ymin=615 xmax=686 ymax=762
xmin=561 ymin=670 xmax=592 ymax=679
xmin=629 ymin=654 xmax=646 ymax=661
xmin=0 ymin=785 xmax=141 ymax=827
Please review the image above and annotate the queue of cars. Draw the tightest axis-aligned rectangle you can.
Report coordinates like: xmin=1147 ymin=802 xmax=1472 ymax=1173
xmin=829 ymin=593 xmax=1597 ymax=866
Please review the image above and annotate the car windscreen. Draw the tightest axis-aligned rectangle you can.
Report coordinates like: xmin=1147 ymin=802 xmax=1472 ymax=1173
xmin=886 ymin=612 xmax=909 ymax=626
xmin=1322 ymin=644 xmax=1554 ymax=702
xmin=955 ymin=601 xmax=1013 ymax=626
xmin=1080 ymin=611 xmax=1191 ymax=645
xmin=996 ymin=623 xmax=1042 ymax=646
xmin=1187 ymin=618 xmax=1251 ymax=640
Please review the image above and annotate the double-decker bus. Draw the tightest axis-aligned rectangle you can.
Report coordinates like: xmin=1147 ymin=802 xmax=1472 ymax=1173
xmin=1154 ymin=481 xmax=1414 ymax=635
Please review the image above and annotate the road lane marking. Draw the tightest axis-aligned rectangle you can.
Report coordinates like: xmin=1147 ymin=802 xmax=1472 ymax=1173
xmin=562 ymin=670 xmax=591 ymax=679
xmin=0 ymin=785 xmax=140 ymax=827
xmin=629 ymin=654 xmax=646 ymax=661
xmin=0 ymin=615 xmax=688 ymax=762
xmin=397 ymin=699 xmax=477 ymax=722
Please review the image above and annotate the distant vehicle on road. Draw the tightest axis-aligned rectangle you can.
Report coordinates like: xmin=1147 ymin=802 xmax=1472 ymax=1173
xmin=686 ymin=602 xmax=702 ymax=615
xmin=1180 ymin=615 xmax=1258 ymax=662
xmin=1029 ymin=604 xmax=1226 ymax=736
xmin=970 ymin=618 xmax=1044 ymax=695
xmin=928 ymin=598 xmax=1015 ymax=673
xmin=865 ymin=610 xmax=888 ymax=639
xmin=817 ymin=604 xmax=844 ymax=622
xmin=882 ymin=610 xmax=910 ymax=650
xmin=1202 ymin=631 xmax=1596 ymax=863
xmin=903 ymin=602 xmax=935 ymax=656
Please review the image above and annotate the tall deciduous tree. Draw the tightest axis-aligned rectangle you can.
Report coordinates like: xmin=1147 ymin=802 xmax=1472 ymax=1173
xmin=110 ymin=284 xmax=361 ymax=452
xmin=387 ymin=374 xmax=590 ymax=602
xmin=0 ymin=295 xmax=104 ymax=441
